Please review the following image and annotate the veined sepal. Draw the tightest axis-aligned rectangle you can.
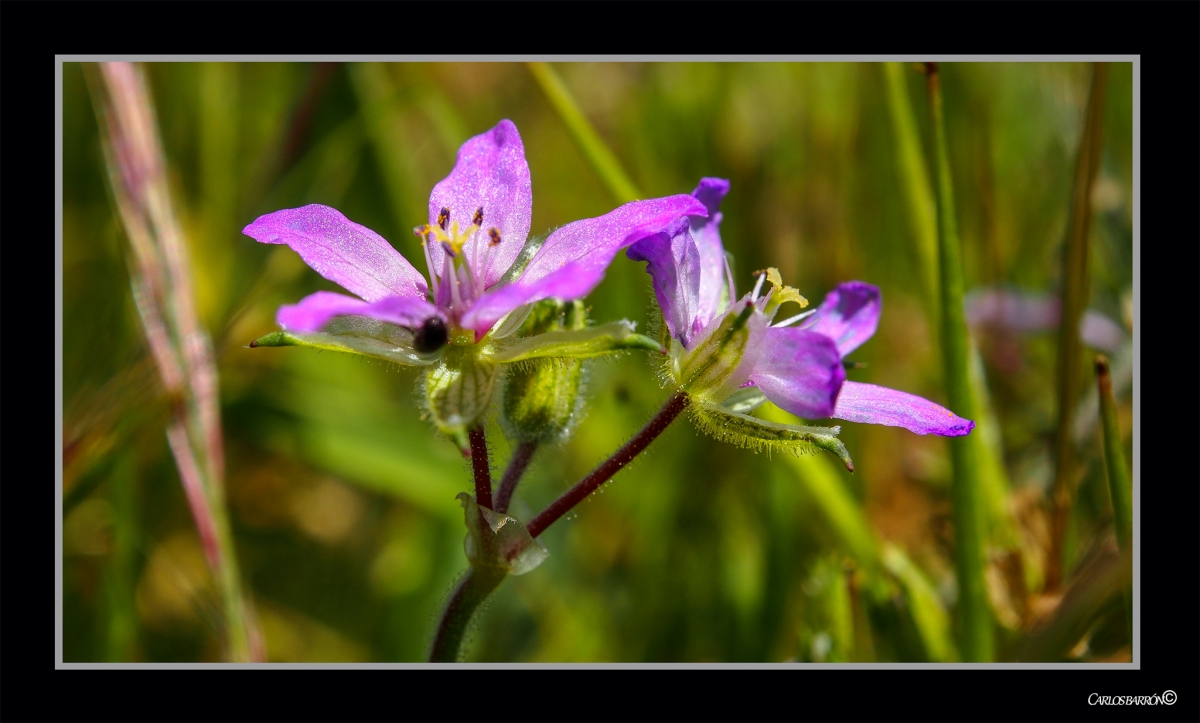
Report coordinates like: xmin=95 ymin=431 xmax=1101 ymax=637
xmin=458 ymin=492 xmax=549 ymax=575
xmin=482 ymin=320 xmax=663 ymax=363
xmin=677 ymin=299 xmax=765 ymax=400
xmin=249 ymin=316 xmax=438 ymax=366
xmin=720 ymin=387 xmax=768 ymax=414
xmin=424 ymin=344 xmax=500 ymax=454
xmin=689 ymin=398 xmax=855 ymax=471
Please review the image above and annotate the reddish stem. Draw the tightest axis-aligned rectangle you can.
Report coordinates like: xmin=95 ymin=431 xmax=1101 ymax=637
xmin=526 ymin=392 xmax=689 ymax=538
xmin=495 ymin=441 xmax=537 ymax=514
xmin=469 ymin=425 xmax=492 ymax=510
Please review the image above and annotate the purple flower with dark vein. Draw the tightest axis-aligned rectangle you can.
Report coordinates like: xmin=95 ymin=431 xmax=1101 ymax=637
xmin=244 ymin=120 xmax=705 ymax=448
xmin=246 ymin=120 xmax=704 ymax=345
xmin=627 ymin=178 xmax=972 ymax=467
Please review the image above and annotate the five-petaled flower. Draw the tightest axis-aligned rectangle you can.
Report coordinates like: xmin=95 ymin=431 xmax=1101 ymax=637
xmin=627 ymin=178 xmax=974 ymax=470
xmin=244 ymin=120 xmax=705 ymax=450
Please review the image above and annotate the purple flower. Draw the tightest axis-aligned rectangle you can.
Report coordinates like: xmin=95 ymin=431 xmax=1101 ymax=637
xmin=244 ymin=120 xmax=706 ymax=347
xmin=629 ymin=178 xmax=974 ymax=442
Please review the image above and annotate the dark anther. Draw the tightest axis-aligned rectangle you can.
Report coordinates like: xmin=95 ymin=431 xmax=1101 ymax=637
xmin=488 ymin=228 xmax=502 ymax=246
xmin=438 ymin=207 xmax=451 ymax=230
xmin=441 ymin=241 xmax=457 ymax=257
xmin=473 ymin=207 xmax=484 ymax=226
xmin=414 ymin=316 xmax=448 ymax=354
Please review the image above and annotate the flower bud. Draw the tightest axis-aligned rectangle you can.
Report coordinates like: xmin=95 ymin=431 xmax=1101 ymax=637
xmin=423 ymin=344 xmax=499 ymax=454
xmin=499 ymin=299 xmax=589 ymax=443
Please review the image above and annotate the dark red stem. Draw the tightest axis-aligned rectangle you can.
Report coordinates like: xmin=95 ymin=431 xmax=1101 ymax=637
xmin=469 ymin=425 xmax=492 ymax=510
xmin=495 ymin=441 xmax=537 ymax=514
xmin=526 ymin=392 xmax=689 ymax=538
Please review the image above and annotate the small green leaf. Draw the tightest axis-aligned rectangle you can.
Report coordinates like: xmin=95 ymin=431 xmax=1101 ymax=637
xmin=249 ymin=316 xmax=436 ymax=367
xmin=483 ymin=320 xmax=662 ymax=363
xmin=458 ymin=492 xmax=549 ymax=575
xmin=424 ymin=345 xmax=499 ymax=451
xmin=689 ymin=399 xmax=854 ymax=471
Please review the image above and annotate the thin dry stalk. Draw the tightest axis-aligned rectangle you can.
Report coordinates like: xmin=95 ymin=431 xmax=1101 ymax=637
xmin=88 ymin=61 xmax=262 ymax=662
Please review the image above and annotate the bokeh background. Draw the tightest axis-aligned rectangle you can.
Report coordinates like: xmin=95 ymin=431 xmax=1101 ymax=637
xmin=61 ymin=61 xmax=1133 ymax=663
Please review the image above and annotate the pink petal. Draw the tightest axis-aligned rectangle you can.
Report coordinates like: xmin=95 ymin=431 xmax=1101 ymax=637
xmin=803 ymin=281 xmax=881 ymax=357
xmin=461 ymin=194 xmax=707 ymax=336
xmin=276 ymin=291 xmax=438 ymax=333
xmin=830 ymin=381 xmax=975 ymax=436
xmin=244 ymin=205 xmax=427 ymax=303
xmin=748 ymin=326 xmax=846 ymax=419
xmin=426 ymin=120 xmax=532 ymax=289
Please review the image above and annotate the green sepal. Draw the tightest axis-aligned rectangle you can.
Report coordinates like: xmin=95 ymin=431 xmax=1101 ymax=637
xmin=677 ymin=300 xmax=763 ymax=400
xmin=720 ymin=387 xmax=768 ymax=414
xmin=483 ymin=320 xmax=663 ymax=363
xmin=458 ymin=492 xmax=549 ymax=575
xmin=249 ymin=316 xmax=436 ymax=367
xmin=424 ymin=345 xmax=499 ymax=452
xmin=689 ymin=398 xmax=855 ymax=471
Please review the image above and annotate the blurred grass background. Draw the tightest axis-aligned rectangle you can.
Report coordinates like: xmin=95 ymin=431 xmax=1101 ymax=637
xmin=61 ymin=61 xmax=1133 ymax=663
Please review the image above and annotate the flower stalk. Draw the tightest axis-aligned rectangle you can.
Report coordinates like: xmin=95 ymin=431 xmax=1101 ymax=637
xmin=429 ymin=392 xmax=689 ymax=662
xmin=495 ymin=441 xmax=537 ymax=515
xmin=926 ymin=62 xmax=994 ymax=661
xmin=526 ymin=392 xmax=690 ymax=538
xmin=468 ymin=425 xmax=493 ymax=510
xmin=429 ymin=568 xmax=506 ymax=662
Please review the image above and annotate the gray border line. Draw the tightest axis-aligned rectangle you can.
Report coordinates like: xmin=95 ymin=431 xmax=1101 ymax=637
xmin=57 ymin=55 xmax=1139 ymax=670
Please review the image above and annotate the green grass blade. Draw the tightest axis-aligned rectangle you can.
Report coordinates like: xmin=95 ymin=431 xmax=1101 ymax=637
xmin=882 ymin=62 xmax=939 ymax=314
xmin=526 ymin=62 xmax=643 ymax=204
xmin=1096 ymin=354 xmax=1132 ymax=641
xmin=926 ymin=63 xmax=994 ymax=661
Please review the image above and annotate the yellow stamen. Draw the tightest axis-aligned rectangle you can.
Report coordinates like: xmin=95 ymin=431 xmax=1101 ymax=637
xmin=765 ymin=267 xmax=808 ymax=314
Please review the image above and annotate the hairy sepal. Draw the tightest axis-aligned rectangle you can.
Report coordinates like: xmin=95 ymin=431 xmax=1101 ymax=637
xmin=483 ymin=320 xmax=662 ymax=363
xmin=458 ymin=492 xmax=549 ymax=575
xmin=690 ymin=399 xmax=854 ymax=471
xmin=249 ymin=316 xmax=436 ymax=366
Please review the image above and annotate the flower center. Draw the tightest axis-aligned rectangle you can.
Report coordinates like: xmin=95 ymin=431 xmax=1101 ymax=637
xmin=414 ymin=206 xmax=504 ymax=328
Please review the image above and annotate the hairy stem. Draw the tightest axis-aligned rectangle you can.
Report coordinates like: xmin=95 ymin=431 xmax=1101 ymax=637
xmin=526 ymin=393 xmax=689 ymax=538
xmin=495 ymin=441 xmax=538 ymax=514
xmin=428 ymin=568 xmax=506 ymax=662
xmin=469 ymin=425 xmax=492 ymax=510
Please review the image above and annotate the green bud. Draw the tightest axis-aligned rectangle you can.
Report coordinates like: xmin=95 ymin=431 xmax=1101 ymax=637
xmin=458 ymin=492 xmax=548 ymax=575
xmin=498 ymin=299 xmax=589 ymax=443
xmin=423 ymin=344 xmax=499 ymax=454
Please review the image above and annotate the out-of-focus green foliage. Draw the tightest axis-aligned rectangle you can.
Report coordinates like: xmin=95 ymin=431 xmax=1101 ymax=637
xmin=62 ymin=62 xmax=1133 ymax=662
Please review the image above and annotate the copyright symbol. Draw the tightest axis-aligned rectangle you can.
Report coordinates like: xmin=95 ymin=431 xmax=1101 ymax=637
xmin=1163 ymin=690 xmax=1177 ymax=705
